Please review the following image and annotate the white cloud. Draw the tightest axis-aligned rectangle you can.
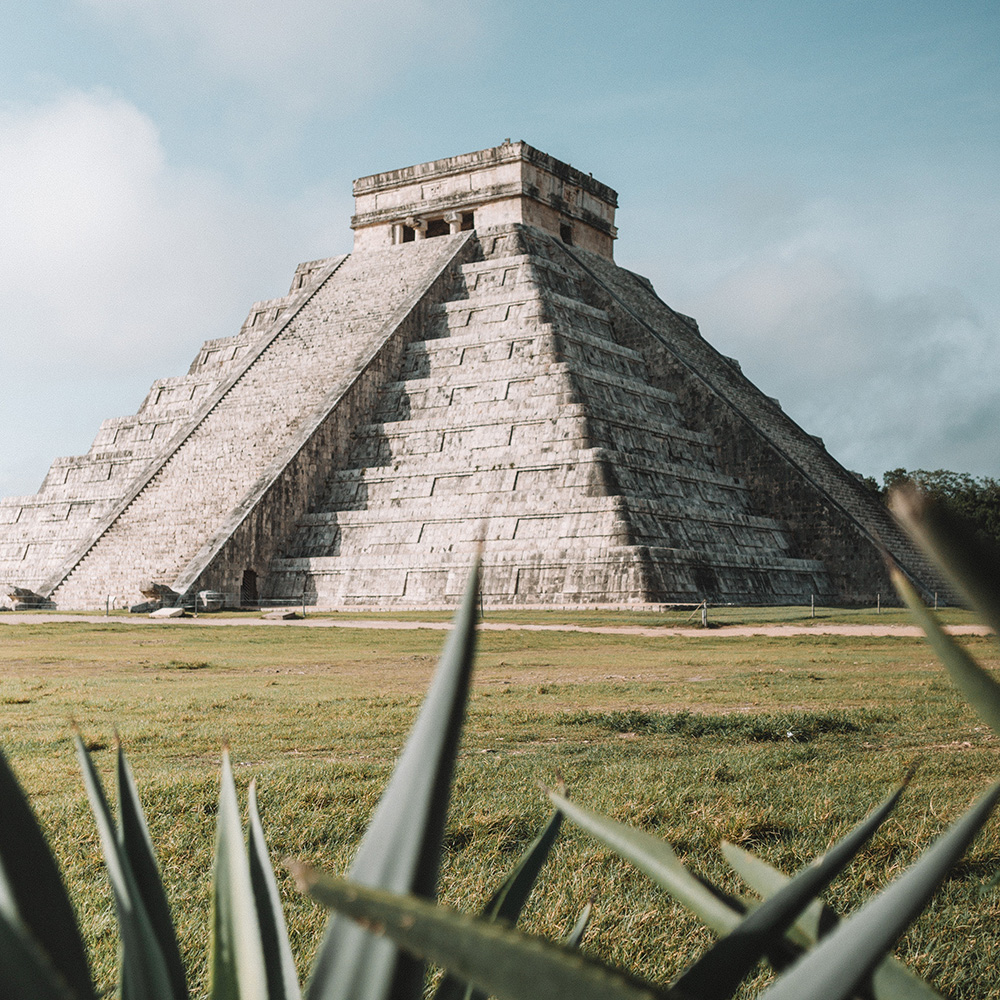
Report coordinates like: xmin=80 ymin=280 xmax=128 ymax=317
xmin=692 ymin=246 xmax=999 ymax=479
xmin=0 ymin=89 xmax=353 ymax=496
xmin=625 ymin=175 xmax=1000 ymax=480
xmin=77 ymin=0 xmax=481 ymax=107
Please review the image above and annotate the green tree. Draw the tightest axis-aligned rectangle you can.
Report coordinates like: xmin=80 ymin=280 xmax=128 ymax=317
xmin=882 ymin=468 xmax=1000 ymax=547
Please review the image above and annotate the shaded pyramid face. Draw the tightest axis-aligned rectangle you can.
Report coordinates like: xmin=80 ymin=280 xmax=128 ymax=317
xmin=0 ymin=222 xmax=939 ymax=611
xmin=267 ymin=227 xmax=832 ymax=607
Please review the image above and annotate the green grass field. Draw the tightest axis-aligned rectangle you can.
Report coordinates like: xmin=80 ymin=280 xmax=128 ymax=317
xmin=1 ymin=619 xmax=998 ymax=998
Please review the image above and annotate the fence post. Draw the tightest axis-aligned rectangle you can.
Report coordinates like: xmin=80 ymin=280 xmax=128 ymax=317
xmin=877 ymin=593 xmax=881 ymax=615
xmin=701 ymin=601 xmax=708 ymax=627
xmin=810 ymin=594 xmax=815 ymax=619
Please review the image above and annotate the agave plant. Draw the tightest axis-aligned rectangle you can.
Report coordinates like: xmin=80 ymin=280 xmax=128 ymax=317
xmin=1 ymin=491 xmax=999 ymax=999
xmin=0 ymin=565 xmax=570 ymax=1000
xmin=293 ymin=494 xmax=1000 ymax=1000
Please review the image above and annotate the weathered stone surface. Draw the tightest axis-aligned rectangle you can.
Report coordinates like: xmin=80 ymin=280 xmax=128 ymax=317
xmin=0 ymin=143 xmax=947 ymax=609
xmin=352 ymin=141 xmax=617 ymax=259
xmin=140 ymin=582 xmax=179 ymax=602
xmin=149 ymin=606 xmax=186 ymax=618
xmin=197 ymin=590 xmax=224 ymax=612
xmin=6 ymin=586 xmax=43 ymax=605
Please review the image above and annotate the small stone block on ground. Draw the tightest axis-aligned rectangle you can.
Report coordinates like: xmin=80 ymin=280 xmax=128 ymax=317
xmin=149 ymin=606 xmax=186 ymax=618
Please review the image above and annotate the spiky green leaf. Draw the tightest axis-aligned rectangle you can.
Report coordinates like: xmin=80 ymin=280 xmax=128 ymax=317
xmin=76 ymin=735 xmax=176 ymax=1000
xmin=0 ymin=746 xmax=94 ymax=1000
xmin=117 ymin=745 xmax=188 ymax=1000
xmin=564 ymin=901 xmax=594 ymax=949
xmin=483 ymin=808 xmax=563 ymax=922
xmin=293 ymin=864 xmax=674 ymax=1000
xmin=305 ymin=561 xmax=480 ymax=1000
xmin=433 ymin=808 xmax=563 ymax=1000
xmin=248 ymin=781 xmax=301 ymax=1000
xmin=760 ymin=781 xmax=1000 ymax=1000
xmin=675 ymin=781 xmax=906 ymax=999
xmin=0 ymin=909 xmax=80 ymax=1000
xmin=892 ymin=566 xmax=1000 ymax=737
xmin=721 ymin=843 xmax=945 ymax=1000
xmin=547 ymin=790 xmax=741 ymax=936
xmin=210 ymin=750 xmax=268 ymax=1000
xmin=890 ymin=487 xmax=1000 ymax=638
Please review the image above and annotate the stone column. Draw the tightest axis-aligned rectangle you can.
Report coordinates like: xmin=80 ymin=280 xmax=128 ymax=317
xmin=445 ymin=212 xmax=462 ymax=234
xmin=405 ymin=216 xmax=427 ymax=240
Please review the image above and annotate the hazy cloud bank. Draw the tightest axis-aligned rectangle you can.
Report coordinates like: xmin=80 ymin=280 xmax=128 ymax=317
xmin=77 ymin=0 xmax=481 ymax=108
xmin=0 ymin=89 xmax=351 ymax=495
xmin=672 ymin=188 xmax=1000 ymax=479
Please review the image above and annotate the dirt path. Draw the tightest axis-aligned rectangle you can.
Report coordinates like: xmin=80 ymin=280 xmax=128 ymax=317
xmin=0 ymin=612 xmax=991 ymax=639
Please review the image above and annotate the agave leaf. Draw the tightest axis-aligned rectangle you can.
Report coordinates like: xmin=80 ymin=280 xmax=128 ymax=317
xmin=210 ymin=750 xmax=268 ymax=1000
xmin=248 ymin=780 xmax=301 ymax=1000
xmin=564 ymin=901 xmax=594 ymax=949
xmin=117 ymin=745 xmax=188 ymax=1000
xmin=433 ymin=808 xmax=563 ymax=1000
xmin=483 ymin=808 xmax=563 ymax=922
xmin=292 ymin=863 xmax=675 ymax=1000
xmin=674 ymin=781 xmax=907 ymax=999
xmin=759 ymin=781 xmax=1000 ymax=1000
xmin=892 ymin=566 xmax=1000 ymax=737
xmin=720 ymin=843 xmax=826 ymax=944
xmin=890 ymin=487 xmax=1000 ymax=638
xmin=305 ymin=561 xmax=480 ymax=1000
xmin=721 ymin=843 xmax=945 ymax=1000
xmin=547 ymin=790 xmax=741 ymax=936
xmin=76 ymin=735 xmax=176 ymax=1000
xmin=0 ymin=909 xmax=80 ymax=1000
xmin=0 ymin=746 xmax=95 ymax=1000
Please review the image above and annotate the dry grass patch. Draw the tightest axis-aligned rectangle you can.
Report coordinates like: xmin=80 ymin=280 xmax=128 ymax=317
xmin=0 ymin=621 xmax=997 ymax=996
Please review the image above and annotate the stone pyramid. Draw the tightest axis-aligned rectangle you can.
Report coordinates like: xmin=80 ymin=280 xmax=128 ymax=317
xmin=0 ymin=142 xmax=941 ymax=610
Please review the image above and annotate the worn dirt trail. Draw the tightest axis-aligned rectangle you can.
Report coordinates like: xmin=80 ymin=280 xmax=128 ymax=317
xmin=0 ymin=613 xmax=991 ymax=639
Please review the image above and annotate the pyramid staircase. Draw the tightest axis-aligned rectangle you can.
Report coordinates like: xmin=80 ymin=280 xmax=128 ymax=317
xmin=0 ymin=221 xmax=943 ymax=610
xmin=265 ymin=230 xmax=829 ymax=606
xmin=38 ymin=234 xmax=475 ymax=608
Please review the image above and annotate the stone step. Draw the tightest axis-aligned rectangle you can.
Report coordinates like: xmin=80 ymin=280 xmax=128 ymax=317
xmin=284 ymin=511 xmax=796 ymax=561
xmin=381 ymin=361 xmax=681 ymax=417
xmin=266 ymin=540 xmax=826 ymax=608
xmin=361 ymin=400 xmax=711 ymax=453
xmin=319 ymin=442 xmax=745 ymax=492
xmin=48 ymin=236 xmax=473 ymax=607
xmin=405 ymin=317 xmax=645 ymax=367
xmin=295 ymin=492 xmax=788 ymax=534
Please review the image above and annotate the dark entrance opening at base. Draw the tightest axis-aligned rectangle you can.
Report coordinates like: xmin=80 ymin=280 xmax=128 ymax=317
xmin=241 ymin=569 xmax=258 ymax=607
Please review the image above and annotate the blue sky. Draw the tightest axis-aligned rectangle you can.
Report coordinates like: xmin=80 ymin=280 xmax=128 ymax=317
xmin=1 ymin=1 xmax=997 ymax=497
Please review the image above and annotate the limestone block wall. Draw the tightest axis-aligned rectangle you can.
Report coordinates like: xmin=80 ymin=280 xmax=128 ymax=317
xmin=267 ymin=228 xmax=827 ymax=607
xmin=47 ymin=235 xmax=474 ymax=608
xmin=352 ymin=142 xmax=617 ymax=259
xmin=176 ymin=235 xmax=480 ymax=604
xmin=0 ymin=289 xmax=300 ymax=597
xmin=2 ymin=217 xmax=931 ymax=609
xmin=536 ymin=229 xmax=943 ymax=602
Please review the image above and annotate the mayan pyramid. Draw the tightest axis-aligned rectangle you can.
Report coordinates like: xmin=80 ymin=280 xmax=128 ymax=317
xmin=0 ymin=142 xmax=942 ymax=611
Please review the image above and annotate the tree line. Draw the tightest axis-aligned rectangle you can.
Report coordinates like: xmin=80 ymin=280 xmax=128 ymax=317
xmin=858 ymin=468 xmax=1000 ymax=546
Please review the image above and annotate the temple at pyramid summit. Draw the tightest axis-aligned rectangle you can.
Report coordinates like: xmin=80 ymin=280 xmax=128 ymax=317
xmin=0 ymin=141 xmax=943 ymax=611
